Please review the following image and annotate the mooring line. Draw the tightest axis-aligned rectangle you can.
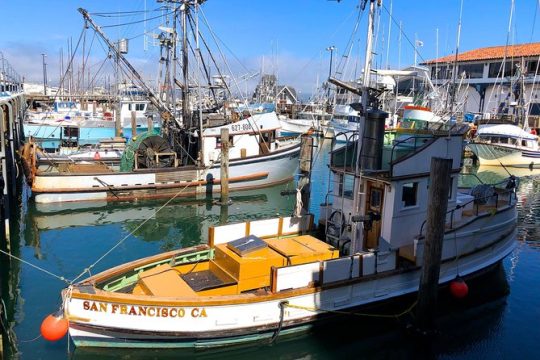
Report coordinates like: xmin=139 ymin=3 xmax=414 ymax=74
xmin=0 ymin=249 xmax=69 ymax=284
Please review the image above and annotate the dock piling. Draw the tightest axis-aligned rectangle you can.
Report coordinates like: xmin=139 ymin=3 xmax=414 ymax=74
xmin=416 ymin=157 xmax=453 ymax=332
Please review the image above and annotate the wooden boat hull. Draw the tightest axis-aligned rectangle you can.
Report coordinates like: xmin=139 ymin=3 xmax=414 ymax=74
xmin=64 ymin=222 xmax=516 ymax=349
xmin=31 ymin=143 xmax=301 ymax=203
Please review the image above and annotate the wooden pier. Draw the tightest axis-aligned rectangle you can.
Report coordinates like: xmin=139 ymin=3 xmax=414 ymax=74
xmin=0 ymin=52 xmax=25 ymax=358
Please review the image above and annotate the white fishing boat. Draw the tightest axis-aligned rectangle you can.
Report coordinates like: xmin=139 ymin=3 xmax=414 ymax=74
xmin=278 ymin=107 xmax=332 ymax=137
xmin=466 ymin=123 xmax=540 ymax=167
xmin=45 ymin=1 xmax=518 ymax=350
xmin=22 ymin=111 xmax=300 ymax=204
xmin=20 ymin=4 xmax=301 ymax=205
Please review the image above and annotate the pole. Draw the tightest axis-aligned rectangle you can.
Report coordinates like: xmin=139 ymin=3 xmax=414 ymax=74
xmin=181 ymin=3 xmax=190 ymax=128
xmin=326 ymin=46 xmax=335 ymax=100
xmin=41 ymin=53 xmax=47 ymax=95
xmin=363 ymin=0 xmax=376 ymax=87
xmin=131 ymin=110 xmax=137 ymax=139
xmin=220 ymin=128 xmax=229 ymax=203
xmin=416 ymin=157 xmax=453 ymax=332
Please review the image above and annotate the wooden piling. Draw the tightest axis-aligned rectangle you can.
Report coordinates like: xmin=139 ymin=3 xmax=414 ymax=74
xmin=147 ymin=115 xmax=154 ymax=133
xmin=220 ymin=128 xmax=230 ymax=203
xmin=298 ymin=134 xmax=314 ymax=215
xmin=416 ymin=157 xmax=453 ymax=332
xmin=131 ymin=111 xmax=137 ymax=139
xmin=115 ymin=103 xmax=122 ymax=137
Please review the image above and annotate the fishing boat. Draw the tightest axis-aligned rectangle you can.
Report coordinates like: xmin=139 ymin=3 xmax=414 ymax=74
xmin=466 ymin=56 xmax=539 ymax=168
xmin=466 ymin=123 xmax=540 ymax=167
xmin=20 ymin=4 xmax=301 ymax=204
xmin=47 ymin=1 xmax=518 ymax=350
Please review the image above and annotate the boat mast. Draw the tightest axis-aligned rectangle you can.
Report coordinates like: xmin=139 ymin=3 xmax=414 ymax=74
xmin=449 ymin=0 xmax=464 ymax=117
xmin=78 ymin=8 xmax=177 ymax=131
xmin=351 ymin=0 xmax=379 ymax=254
xmin=181 ymin=1 xmax=191 ymax=128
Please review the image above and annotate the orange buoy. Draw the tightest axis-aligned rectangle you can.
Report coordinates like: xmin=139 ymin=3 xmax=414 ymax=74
xmin=449 ymin=277 xmax=469 ymax=299
xmin=93 ymin=151 xmax=101 ymax=160
xmin=40 ymin=311 xmax=69 ymax=341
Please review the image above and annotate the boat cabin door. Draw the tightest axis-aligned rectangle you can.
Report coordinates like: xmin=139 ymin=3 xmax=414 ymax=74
xmin=364 ymin=181 xmax=384 ymax=250
xmin=259 ymin=130 xmax=274 ymax=155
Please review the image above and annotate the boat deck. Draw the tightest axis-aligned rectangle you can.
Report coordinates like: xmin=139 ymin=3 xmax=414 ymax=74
xmin=131 ymin=235 xmax=338 ymax=298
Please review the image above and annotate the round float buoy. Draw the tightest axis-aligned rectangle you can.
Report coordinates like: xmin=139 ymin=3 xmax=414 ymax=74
xmin=93 ymin=151 xmax=101 ymax=160
xmin=449 ymin=277 xmax=469 ymax=299
xmin=40 ymin=311 xmax=69 ymax=341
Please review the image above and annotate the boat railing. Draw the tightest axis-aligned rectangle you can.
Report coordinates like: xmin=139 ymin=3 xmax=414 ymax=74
xmin=418 ymin=179 xmax=517 ymax=236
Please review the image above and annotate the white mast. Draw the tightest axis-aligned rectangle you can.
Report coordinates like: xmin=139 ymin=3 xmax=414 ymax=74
xmin=351 ymin=0 xmax=379 ymax=254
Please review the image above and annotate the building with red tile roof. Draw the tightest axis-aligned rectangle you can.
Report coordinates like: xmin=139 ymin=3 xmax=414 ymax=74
xmin=419 ymin=42 xmax=540 ymax=115
xmin=422 ymin=42 xmax=540 ymax=64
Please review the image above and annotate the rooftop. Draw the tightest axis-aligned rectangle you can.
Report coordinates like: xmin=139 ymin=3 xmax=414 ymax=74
xmin=422 ymin=42 xmax=540 ymax=64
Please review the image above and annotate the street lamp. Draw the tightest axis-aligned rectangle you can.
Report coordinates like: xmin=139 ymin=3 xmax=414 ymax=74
xmin=41 ymin=53 xmax=48 ymax=96
xmin=326 ymin=46 xmax=336 ymax=99
xmin=326 ymin=46 xmax=336 ymax=79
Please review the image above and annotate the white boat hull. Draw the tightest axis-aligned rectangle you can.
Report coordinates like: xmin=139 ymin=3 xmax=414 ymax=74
xmin=32 ymin=144 xmax=300 ymax=203
xmin=467 ymin=142 xmax=540 ymax=167
xmin=65 ymin=226 xmax=516 ymax=348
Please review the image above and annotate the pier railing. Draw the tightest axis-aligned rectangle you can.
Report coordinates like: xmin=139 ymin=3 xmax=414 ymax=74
xmin=0 ymin=52 xmax=23 ymax=94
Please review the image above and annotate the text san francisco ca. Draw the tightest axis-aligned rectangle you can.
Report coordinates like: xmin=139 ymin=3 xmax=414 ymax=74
xmin=83 ymin=301 xmax=207 ymax=318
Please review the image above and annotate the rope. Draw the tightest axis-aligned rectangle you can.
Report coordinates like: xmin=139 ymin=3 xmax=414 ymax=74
xmin=270 ymin=301 xmax=288 ymax=344
xmin=285 ymin=300 xmax=417 ymax=320
xmin=69 ymin=158 xmax=218 ymax=284
xmin=0 ymin=249 xmax=69 ymax=285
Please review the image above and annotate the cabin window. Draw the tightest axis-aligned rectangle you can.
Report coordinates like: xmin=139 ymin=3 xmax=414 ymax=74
xmin=500 ymin=137 xmax=508 ymax=144
xmin=522 ymin=140 xmax=528 ymax=147
xmin=339 ymin=174 xmax=355 ymax=199
xmin=402 ymin=182 xmax=418 ymax=207
xmin=135 ymin=103 xmax=146 ymax=111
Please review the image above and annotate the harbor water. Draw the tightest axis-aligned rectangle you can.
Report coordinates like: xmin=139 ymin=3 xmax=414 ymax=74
xmin=2 ymin=139 xmax=540 ymax=359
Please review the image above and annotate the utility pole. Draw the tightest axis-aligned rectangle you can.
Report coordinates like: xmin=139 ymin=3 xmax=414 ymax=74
xmin=41 ymin=53 xmax=47 ymax=96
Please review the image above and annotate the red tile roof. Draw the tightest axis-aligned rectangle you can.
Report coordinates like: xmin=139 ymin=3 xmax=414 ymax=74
xmin=422 ymin=42 xmax=540 ymax=64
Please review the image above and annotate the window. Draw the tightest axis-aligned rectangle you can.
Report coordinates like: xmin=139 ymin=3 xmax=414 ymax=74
xmin=458 ymin=63 xmax=484 ymax=78
xmin=370 ymin=188 xmax=382 ymax=207
xmin=431 ymin=66 xmax=449 ymax=80
xmin=488 ymin=61 xmax=518 ymax=78
xmin=402 ymin=182 xmax=418 ymax=207
xmin=339 ymin=174 xmax=355 ymax=199
xmin=527 ymin=60 xmax=540 ymax=75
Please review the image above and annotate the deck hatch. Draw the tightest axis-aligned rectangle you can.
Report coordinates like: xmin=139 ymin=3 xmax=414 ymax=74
xmin=227 ymin=235 xmax=267 ymax=256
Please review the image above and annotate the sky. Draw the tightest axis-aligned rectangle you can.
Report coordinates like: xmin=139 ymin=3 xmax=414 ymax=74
xmin=1 ymin=0 xmax=539 ymax=98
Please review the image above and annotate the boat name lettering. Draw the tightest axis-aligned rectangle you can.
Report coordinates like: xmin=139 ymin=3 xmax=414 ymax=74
xmin=231 ymin=123 xmax=251 ymax=132
xmin=82 ymin=301 xmax=207 ymax=318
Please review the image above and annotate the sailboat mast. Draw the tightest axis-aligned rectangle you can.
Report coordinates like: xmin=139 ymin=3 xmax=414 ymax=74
xmin=450 ymin=0 xmax=464 ymax=116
